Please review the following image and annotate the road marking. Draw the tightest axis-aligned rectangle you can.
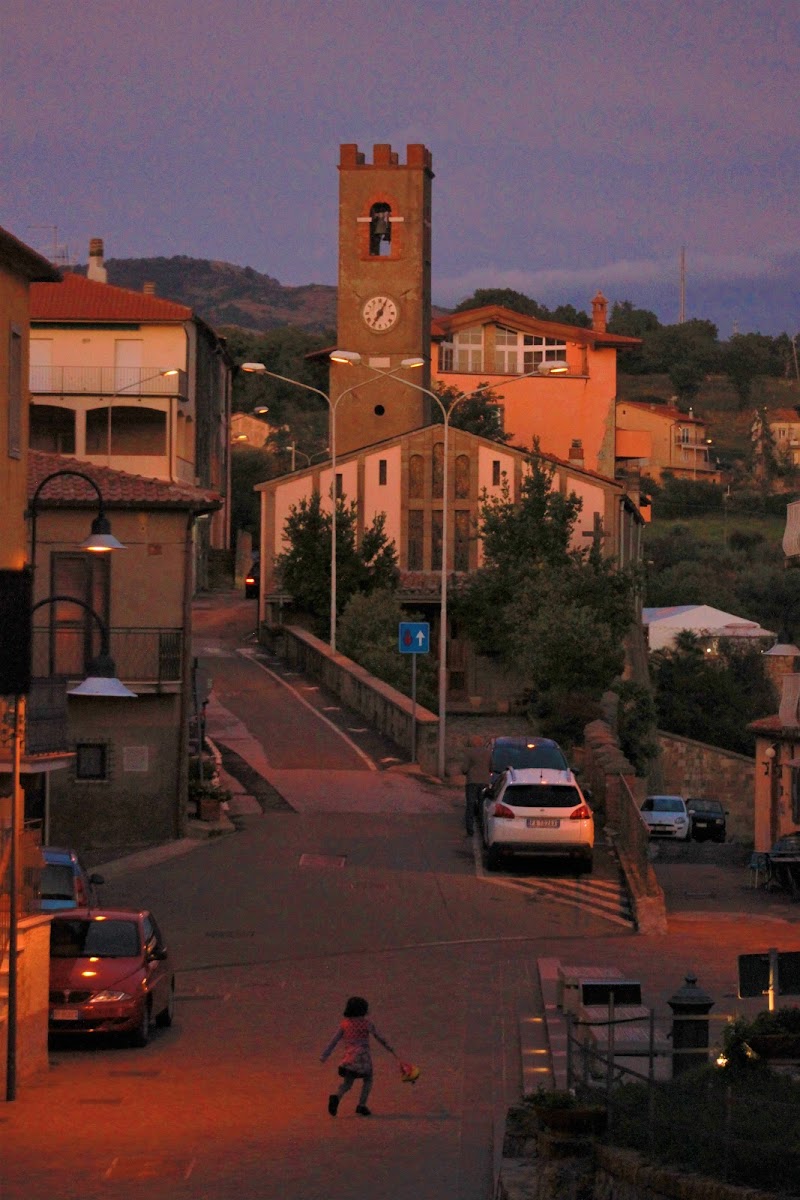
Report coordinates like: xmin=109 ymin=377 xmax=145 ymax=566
xmin=236 ymin=649 xmax=377 ymax=771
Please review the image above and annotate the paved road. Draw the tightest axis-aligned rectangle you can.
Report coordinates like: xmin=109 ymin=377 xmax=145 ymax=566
xmin=5 ymin=593 xmax=799 ymax=1200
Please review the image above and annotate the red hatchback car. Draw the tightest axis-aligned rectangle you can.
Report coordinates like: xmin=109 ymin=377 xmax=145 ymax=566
xmin=49 ymin=908 xmax=174 ymax=1046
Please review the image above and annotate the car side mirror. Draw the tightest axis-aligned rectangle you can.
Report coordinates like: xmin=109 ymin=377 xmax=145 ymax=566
xmin=149 ymin=945 xmax=168 ymax=962
xmin=90 ymin=873 xmax=105 ymax=886
xmin=583 ymin=787 xmax=593 ymax=801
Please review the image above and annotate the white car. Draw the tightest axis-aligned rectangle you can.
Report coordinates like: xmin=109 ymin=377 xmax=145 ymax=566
xmin=480 ymin=767 xmax=594 ymax=873
xmin=640 ymin=795 xmax=691 ymax=840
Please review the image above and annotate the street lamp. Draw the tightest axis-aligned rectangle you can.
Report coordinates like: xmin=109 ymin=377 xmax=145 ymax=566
xmin=4 ymin=582 xmax=134 ymax=1101
xmin=346 ymin=356 xmax=567 ymax=778
xmin=28 ymin=468 xmax=127 ymax=563
xmin=241 ymin=358 xmax=421 ymax=652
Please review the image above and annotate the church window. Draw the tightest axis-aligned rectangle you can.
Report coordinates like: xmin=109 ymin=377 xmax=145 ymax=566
xmin=455 ymin=454 xmax=470 ymax=499
xmin=378 ymin=459 xmax=387 ymax=485
xmin=492 ymin=460 xmax=501 ymax=487
xmin=409 ymin=454 xmax=424 ymax=499
xmin=431 ymin=510 xmax=443 ymax=571
xmin=454 ymin=511 xmax=470 ymax=571
xmin=407 ymin=510 xmax=423 ymax=570
xmin=369 ymin=203 xmax=392 ymax=256
xmin=432 ymin=442 xmax=444 ymax=499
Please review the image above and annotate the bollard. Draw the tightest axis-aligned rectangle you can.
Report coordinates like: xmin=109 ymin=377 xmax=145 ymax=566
xmin=667 ymin=973 xmax=714 ymax=1077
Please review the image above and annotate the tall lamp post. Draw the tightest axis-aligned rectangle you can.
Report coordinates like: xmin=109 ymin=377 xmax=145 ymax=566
xmin=362 ymin=357 xmax=569 ymax=778
xmin=4 ymin=584 xmax=134 ymax=1102
xmin=240 ymin=358 xmax=422 ymax=653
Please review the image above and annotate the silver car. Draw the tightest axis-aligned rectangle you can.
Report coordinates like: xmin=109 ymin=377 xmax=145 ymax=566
xmin=640 ymin=795 xmax=691 ymax=840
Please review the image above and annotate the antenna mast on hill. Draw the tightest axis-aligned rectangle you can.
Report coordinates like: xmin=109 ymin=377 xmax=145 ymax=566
xmin=678 ymin=246 xmax=686 ymax=323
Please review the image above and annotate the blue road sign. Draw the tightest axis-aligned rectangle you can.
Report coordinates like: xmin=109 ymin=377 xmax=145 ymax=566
xmin=398 ymin=621 xmax=430 ymax=654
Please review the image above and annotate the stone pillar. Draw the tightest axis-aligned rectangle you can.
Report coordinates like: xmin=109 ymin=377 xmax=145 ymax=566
xmin=668 ymin=973 xmax=714 ymax=1077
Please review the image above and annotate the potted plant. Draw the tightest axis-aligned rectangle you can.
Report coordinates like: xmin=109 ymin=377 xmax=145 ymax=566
xmin=722 ymin=1008 xmax=800 ymax=1066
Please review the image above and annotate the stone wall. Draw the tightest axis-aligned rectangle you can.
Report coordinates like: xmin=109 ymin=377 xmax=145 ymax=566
xmin=497 ymin=1123 xmax=785 ymax=1200
xmin=264 ymin=625 xmax=440 ymax=775
xmin=656 ymin=732 xmax=754 ymax=844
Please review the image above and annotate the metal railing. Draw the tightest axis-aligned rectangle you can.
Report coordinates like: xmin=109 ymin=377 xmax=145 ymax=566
xmin=31 ymin=627 xmax=183 ymax=685
xmin=30 ymin=365 xmax=187 ymax=397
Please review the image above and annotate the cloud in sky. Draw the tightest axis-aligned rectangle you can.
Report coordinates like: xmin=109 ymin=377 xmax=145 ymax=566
xmin=3 ymin=0 xmax=798 ymax=333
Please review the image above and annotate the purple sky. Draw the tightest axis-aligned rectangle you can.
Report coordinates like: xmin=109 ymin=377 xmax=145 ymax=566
xmin=4 ymin=0 xmax=798 ymax=336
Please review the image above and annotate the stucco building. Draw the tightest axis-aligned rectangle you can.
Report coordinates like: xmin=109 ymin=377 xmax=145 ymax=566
xmin=28 ymin=244 xmax=233 ymax=586
xmin=615 ymin=400 xmax=718 ymax=485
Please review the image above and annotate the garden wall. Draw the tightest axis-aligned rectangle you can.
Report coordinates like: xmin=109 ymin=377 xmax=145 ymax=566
xmin=656 ymin=732 xmax=754 ymax=844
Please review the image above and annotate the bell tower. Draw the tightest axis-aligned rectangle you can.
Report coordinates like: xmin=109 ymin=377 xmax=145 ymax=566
xmin=332 ymin=143 xmax=433 ymax=456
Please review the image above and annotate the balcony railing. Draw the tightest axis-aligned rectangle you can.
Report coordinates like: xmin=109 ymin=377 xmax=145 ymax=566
xmin=31 ymin=627 xmax=184 ymax=685
xmin=30 ymin=365 xmax=187 ymax=398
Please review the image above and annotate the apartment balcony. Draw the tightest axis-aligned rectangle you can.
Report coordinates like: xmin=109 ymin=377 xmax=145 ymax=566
xmin=31 ymin=627 xmax=184 ymax=693
xmin=30 ymin=365 xmax=187 ymax=398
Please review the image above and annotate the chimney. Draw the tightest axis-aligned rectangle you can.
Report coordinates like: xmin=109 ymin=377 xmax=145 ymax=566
xmin=568 ymin=439 xmax=585 ymax=465
xmin=778 ymin=673 xmax=800 ymax=728
xmin=143 ymin=281 xmax=156 ymax=295
xmin=87 ymin=237 xmax=107 ymax=283
xmin=591 ymin=291 xmax=608 ymax=334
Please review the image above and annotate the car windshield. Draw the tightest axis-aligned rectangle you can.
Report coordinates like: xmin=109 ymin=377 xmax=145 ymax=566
xmin=41 ymin=864 xmax=75 ymax=901
xmin=50 ymin=918 xmax=140 ymax=959
xmin=687 ymin=799 xmax=722 ymax=814
xmin=650 ymin=797 xmax=684 ymax=813
xmin=492 ymin=742 xmax=568 ymax=772
xmin=504 ymin=784 xmax=582 ymax=809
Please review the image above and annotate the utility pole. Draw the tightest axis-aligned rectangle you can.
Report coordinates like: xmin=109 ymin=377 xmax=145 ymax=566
xmin=678 ymin=246 xmax=686 ymax=324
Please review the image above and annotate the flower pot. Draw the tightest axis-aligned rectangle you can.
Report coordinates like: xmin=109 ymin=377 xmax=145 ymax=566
xmin=198 ymin=795 xmax=222 ymax=822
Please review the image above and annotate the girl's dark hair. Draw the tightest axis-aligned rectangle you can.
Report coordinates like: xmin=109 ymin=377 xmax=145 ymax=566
xmin=343 ymin=996 xmax=368 ymax=1018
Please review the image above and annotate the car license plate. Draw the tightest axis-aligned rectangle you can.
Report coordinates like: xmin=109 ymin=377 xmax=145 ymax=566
xmin=51 ymin=1008 xmax=80 ymax=1021
xmin=527 ymin=818 xmax=559 ymax=828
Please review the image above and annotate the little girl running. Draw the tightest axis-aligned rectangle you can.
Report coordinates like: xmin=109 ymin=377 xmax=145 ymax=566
xmin=320 ymin=996 xmax=395 ymax=1117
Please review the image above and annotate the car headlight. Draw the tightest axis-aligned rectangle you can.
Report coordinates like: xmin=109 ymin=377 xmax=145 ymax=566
xmin=88 ymin=990 xmax=134 ymax=1004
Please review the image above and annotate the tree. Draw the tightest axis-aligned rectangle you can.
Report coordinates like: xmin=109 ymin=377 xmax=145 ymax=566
xmin=722 ymin=333 xmax=777 ymax=409
xmin=454 ymin=288 xmax=549 ymax=318
xmin=455 ymin=450 xmax=636 ymax=720
xmin=639 ymin=320 xmax=720 ymax=404
xmin=277 ymin=492 xmax=399 ymax=634
xmin=750 ymin=407 xmax=780 ymax=494
xmin=650 ymin=631 xmax=776 ymax=755
xmin=431 ymin=383 xmax=513 ymax=443
xmin=338 ymin=590 xmax=437 ymax=709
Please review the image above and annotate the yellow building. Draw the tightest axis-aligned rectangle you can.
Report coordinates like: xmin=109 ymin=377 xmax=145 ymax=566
xmin=615 ymin=400 xmax=718 ymax=484
xmin=29 ymin=242 xmax=233 ymax=584
xmin=0 ymin=225 xmax=60 ymax=1086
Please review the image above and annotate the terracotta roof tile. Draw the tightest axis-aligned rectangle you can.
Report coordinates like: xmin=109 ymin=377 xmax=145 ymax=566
xmin=28 ymin=451 xmax=220 ymax=511
xmin=430 ymin=304 xmax=641 ymax=349
xmin=30 ymin=272 xmax=192 ymax=323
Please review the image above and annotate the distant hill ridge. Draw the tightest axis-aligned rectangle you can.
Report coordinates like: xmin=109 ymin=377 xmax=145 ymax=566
xmin=75 ymin=255 xmax=338 ymax=334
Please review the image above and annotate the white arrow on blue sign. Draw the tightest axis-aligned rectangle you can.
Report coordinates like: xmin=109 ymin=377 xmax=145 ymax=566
xmin=398 ymin=622 xmax=430 ymax=654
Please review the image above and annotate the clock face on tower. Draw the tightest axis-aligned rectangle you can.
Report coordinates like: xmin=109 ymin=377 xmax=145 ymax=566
xmin=361 ymin=294 xmax=399 ymax=332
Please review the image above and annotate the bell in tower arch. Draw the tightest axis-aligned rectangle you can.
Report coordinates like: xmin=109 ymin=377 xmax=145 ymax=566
xmin=369 ymin=203 xmax=392 ymax=256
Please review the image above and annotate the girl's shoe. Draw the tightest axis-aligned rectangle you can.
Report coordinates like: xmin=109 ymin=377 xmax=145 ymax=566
xmin=356 ymin=1105 xmax=371 ymax=1116
xmin=328 ymin=1095 xmax=339 ymax=1116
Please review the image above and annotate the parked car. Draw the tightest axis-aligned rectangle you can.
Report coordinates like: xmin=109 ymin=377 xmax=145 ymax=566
xmin=639 ymin=795 xmax=691 ymax=841
xmin=480 ymin=766 xmax=594 ymax=873
xmin=41 ymin=846 xmax=104 ymax=912
xmin=244 ymin=559 xmax=260 ymax=599
xmin=488 ymin=736 xmax=570 ymax=783
xmin=49 ymin=907 xmax=175 ymax=1045
xmin=686 ymin=797 xmax=727 ymax=843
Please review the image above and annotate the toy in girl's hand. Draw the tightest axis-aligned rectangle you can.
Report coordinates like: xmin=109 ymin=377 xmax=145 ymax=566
xmin=398 ymin=1059 xmax=421 ymax=1084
